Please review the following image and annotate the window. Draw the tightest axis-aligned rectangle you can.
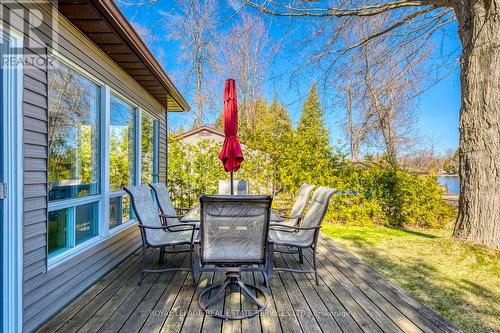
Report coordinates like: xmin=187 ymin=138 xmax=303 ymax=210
xmin=109 ymin=195 xmax=132 ymax=229
xmin=47 ymin=56 xmax=161 ymax=262
xmin=109 ymin=95 xmax=136 ymax=191
xmin=109 ymin=95 xmax=136 ymax=230
xmin=141 ymin=112 xmax=159 ymax=184
xmin=48 ymin=60 xmax=100 ymax=201
xmin=48 ymin=59 xmax=101 ymax=256
xmin=48 ymin=202 xmax=99 ymax=255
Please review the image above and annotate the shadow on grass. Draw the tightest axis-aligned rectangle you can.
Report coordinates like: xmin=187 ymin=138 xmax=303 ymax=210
xmin=389 ymin=228 xmax=440 ymax=239
xmin=328 ymin=235 xmax=498 ymax=333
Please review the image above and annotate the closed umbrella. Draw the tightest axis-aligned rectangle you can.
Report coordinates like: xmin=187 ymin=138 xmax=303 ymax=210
xmin=218 ymin=79 xmax=244 ymax=194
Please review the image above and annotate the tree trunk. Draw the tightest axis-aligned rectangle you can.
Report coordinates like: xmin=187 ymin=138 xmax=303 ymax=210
xmin=453 ymin=0 xmax=500 ymax=248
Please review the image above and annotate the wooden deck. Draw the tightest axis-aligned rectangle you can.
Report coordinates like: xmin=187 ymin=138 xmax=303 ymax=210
xmin=37 ymin=234 xmax=459 ymax=333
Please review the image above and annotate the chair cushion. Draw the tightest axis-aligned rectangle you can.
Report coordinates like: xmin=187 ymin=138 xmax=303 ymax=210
xmin=147 ymin=228 xmax=198 ymax=247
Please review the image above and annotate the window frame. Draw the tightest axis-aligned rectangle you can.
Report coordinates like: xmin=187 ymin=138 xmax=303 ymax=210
xmin=141 ymin=110 xmax=160 ymax=184
xmin=1 ymin=24 xmax=24 ymax=333
xmin=107 ymin=92 xmax=139 ymax=233
xmin=47 ymin=53 xmax=161 ymax=269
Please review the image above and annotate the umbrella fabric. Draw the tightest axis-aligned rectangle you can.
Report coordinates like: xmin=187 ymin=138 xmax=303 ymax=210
xmin=218 ymin=79 xmax=244 ymax=172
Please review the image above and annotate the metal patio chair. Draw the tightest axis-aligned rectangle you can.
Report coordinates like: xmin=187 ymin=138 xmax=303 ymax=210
xmin=269 ymin=186 xmax=337 ymax=285
xmin=149 ymin=182 xmax=198 ymax=226
xmin=149 ymin=183 xmax=201 ymax=263
xmin=124 ymin=185 xmax=197 ymax=285
xmin=193 ymin=195 xmax=274 ymax=320
xmin=272 ymin=183 xmax=315 ymax=226
xmin=271 ymin=183 xmax=315 ymax=261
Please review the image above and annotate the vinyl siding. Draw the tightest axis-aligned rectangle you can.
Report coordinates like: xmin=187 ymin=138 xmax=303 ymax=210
xmin=2 ymin=2 xmax=168 ymax=332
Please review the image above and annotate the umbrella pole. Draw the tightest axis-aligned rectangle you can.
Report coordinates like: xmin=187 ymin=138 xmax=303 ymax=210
xmin=230 ymin=172 xmax=234 ymax=195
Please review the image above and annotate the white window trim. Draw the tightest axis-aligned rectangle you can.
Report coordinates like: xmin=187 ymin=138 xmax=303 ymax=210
xmin=48 ymin=194 xmax=102 ymax=211
xmin=141 ymin=110 xmax=160 ymax=183
xmin=101 ymin=85 xmax=111 ymax=238
xmin=1 ymin=25 xmax=24 ymax=333
xmin=136 ymin=107 xmax=142 ymax=185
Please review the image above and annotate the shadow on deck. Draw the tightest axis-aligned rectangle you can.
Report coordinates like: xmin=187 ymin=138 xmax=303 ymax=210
xmin=36 ymin=234 xmax=459 ymax=333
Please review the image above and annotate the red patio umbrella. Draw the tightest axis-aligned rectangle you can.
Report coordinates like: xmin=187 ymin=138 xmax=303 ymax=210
xmin=218 ymin=79 xmax=244 ymax=194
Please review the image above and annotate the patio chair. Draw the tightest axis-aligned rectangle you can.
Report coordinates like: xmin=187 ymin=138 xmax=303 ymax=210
xmin=269 ymin=186 xmax=337 ymax=285
xmin=272 ymin=183 xmax=315 ymax=226
xmin=124 ymin=185 xmax=197 ymax=285
xmin=150 ymin=183 xmax=201 ymax=263
xmin=193 ymin=195 xmax=274 ymax=320
xmin=149 ymin=182 xmax=198 ymax=226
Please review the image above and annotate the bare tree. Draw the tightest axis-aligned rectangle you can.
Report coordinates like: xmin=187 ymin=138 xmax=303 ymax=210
xmin=337 ymin=76 xmax=375 ymax=162
xmin=244 ymin=0 xmax=500 ymax=248
xmin=363 ymin=42 xmax=425 ymax=167
xmin=218 ymin=12 xmax=275 ymax=133
xmin=167 ymin=0 xmax=220 ymax=127
xmin=335 ymin=17 xmax=425 ymax=166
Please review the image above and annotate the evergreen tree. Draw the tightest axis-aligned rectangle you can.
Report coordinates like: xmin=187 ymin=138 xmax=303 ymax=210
xmin=288 ymin=83 xmax=334 ymax=191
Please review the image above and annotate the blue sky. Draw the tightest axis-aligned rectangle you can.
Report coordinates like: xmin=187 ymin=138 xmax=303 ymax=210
xmin=118 ymin=2 xmax=461 ymax=155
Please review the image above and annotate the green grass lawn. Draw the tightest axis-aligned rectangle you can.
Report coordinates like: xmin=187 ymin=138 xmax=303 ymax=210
xmin=321 ymin=224 xmax=500 ymax=333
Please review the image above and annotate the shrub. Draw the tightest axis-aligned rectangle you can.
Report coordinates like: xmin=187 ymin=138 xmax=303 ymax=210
xmin=168 ymin=137 xmax=456 ymax=229
xmin=327 ymin=165 xmax=456 ymax=228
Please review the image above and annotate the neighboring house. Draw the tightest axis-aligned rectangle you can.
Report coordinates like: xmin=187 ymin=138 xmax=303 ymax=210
xmin=176 ymin=125 xmax=225 ymax=145
xmin=0 ymin=1 xmax=188 ymax=332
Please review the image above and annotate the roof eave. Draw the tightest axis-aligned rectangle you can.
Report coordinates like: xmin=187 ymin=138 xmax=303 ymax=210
xmin=87 ymin=0 xmax=190 ymax=112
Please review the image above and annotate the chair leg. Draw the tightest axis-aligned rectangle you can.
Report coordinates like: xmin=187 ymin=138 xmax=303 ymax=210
xmin=190 ymin=243 xmax=198 ymax=286
xmin=312 ymin=245 xmax=319 ymax=286
xmin=262 ymin=271 xmax=269 ymax=288
xmin=191 ymin=243 xmax=201 ymax=285
xmin=139 ymin=243 xmax=148 ymax=286
xmin=265 ymin=242 xmax=274 ymax=287
xmin=158 ymin=246 xmax=165 ymax=264
xmin=298 ymin=248 xmax=304 ymax=264
xmin=199 ymin=273 xmax=268 ymax=320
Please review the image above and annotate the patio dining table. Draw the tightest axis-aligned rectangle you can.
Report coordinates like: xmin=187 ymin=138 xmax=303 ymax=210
xmin=179 ymin=204 xmax=285 ymax=224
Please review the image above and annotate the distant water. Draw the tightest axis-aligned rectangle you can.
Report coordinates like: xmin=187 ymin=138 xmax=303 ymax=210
xmin=438 ymin=175 xmax=460 ymax=194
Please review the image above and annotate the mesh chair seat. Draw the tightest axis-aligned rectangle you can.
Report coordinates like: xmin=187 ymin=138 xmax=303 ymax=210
xmin=269 ymin=229 xmax=314 ymax=247
xmin=147 ymin=228 xmax=198 ymax=247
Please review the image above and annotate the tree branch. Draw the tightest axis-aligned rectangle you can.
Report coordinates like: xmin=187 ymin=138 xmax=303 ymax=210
xmin=243 ymin=0 xmax=453 ymax=17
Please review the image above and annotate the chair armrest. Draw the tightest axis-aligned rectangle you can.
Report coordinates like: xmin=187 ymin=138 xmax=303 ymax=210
xmin=159 ymin=214 xmax=183 ymax=227
xmin=278 ymin=214 xmax=302 ymax=220
xmin=180 ymin=219 xmax=200 ymax=223
xmin=138 ymin=224 xmax=196 ymax=232
xmin=175 ymin=207 xmax=192 ymax=212
xmin=160 ymin=213 xmax=184 ymax=219
xmin=269 ymin=223 xmax=321 ymax=231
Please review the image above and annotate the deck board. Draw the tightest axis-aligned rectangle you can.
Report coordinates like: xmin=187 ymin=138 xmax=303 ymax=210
xmin=37 ymin=234 xmax=459 ymax=333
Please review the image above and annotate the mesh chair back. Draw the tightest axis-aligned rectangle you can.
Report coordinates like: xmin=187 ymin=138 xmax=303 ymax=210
xmin=200 ymin=195 xmax=272 ymax=265
xmin=149 ymin=183 xmax=179 ymax=226
xmin=124 ymin=185 xmax=162 ymax=241
xmin=289 ymin=184 xmax=315 ymax=223
xmin=299 ymin=187 xmax=337 ymax=243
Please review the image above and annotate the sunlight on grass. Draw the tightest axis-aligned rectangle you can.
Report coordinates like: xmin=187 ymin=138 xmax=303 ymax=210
xmin=321 ymin=224 xmax=500 ymax=333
